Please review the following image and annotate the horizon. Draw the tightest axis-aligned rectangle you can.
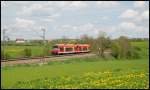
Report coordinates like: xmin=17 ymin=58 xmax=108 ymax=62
xmin=1 ymin=37 xmax=149 ymax=42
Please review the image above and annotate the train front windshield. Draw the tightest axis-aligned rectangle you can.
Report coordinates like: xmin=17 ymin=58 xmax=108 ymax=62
xmin=53 ymin=46 xmax=58 ymax=50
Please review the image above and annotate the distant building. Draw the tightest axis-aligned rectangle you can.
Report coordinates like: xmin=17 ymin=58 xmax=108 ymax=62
xmin=16 ymin=38 xmax=25 ymax=43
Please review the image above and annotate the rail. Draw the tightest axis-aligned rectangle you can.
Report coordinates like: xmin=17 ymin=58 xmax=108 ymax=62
xmin=1 ymin=53 xmax=91 ymax=62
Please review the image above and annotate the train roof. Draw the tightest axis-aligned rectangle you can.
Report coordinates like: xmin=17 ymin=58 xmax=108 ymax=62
xmin=55 ymin=44 xmax=90 ymax=47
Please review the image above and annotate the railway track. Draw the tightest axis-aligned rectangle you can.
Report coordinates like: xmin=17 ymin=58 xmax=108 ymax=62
xmin=1 ymin=54 xmax=75 ymax=62
xmin=1 ymin=53 xmax=96 ymax=67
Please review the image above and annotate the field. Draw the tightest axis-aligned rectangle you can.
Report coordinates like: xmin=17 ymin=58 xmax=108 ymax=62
xmin=1 ymin=40 xmax=149 ymax=59
xmin=1 ymin=45 xmax=52 ymax=59
xmin=1 ymin=41 xmax=149 ymax=89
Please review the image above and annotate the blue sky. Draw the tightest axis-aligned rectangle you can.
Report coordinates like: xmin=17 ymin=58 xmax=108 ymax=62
xmin=1 ymin=1 xmax=149 ymax=40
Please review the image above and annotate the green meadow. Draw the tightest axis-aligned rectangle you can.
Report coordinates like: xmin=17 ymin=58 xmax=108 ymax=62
xmin=1 ymin=45 xmax=52 ymax=59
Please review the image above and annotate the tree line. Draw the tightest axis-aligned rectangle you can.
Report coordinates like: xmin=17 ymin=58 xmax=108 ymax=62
xmin=1 ymin=32 xmax=143 ymax=60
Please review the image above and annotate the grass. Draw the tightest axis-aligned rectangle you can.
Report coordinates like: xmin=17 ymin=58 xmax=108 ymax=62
xmin=1 ymin=41 xmax=149 ymax=89
xmin=1 ymin=45 xmax=52 ymax=59
xmin=1 ymin=57 xmax=149 ymax=89
xmin=131 ymin=40 xmax=149 ymax=59
xmin=13 ymin=70 xmax=149 ymax=89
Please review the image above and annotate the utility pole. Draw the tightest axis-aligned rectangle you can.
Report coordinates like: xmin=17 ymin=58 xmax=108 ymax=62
xmin=2 ymin=28 xmax=6 ymax=60
xmin=42 ymin=28 xmax=46 ymax=44
xmin=41 ymin=28 xmax=46 ymax=62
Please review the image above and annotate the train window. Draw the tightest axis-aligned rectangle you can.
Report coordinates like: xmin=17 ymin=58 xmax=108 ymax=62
xmin=53 ymin=46 xmax=58 ymax=48
xmin=53 ymin=46 xmax=58 ymax=50
xmin=79 ymin=47 xmax=82 ymax=51
xmin=60 ymin=47 xmax=64 ymax=51
xmin=83 ymin=47 xmax=87 ymax=51
xmin=66 ymin=48 xmax=73 ymax=51
xmin=75 ymin=47 xmax=78 ymax=51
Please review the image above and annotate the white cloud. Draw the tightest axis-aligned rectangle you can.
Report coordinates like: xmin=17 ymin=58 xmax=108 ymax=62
xmin=69 ymin=1 xmax=87 ymax=9
xmin=96 ymin=1 xmax=119 ymax=8
xmin=42 ymin=13 xmax=60 ymax=22
xmin=118 ymin=1 xmax=149 ymax=38
xmin=58 ymin=22 xmax=147 ymax=39
xmin=19 ymin=1 xmax=87 ymax=16
xmin=12 ymin=1 xmax=31 ymax=5
xmin=142 ymin=10 xmax=149 ymax=19
xmin=119 ymin=22 xmax=136 ymax=29
xmin=15 ymin=18 xmax=35 ymax=28
xmin=1 ymin=1 xmax=6 ymax=8
xmin=19 ymin=3 xmax=44 ymax=15
xmin=119 ymin=21 xmax=147 ymax=34
xmin=45 ymin=1 xmax=87 ymax=9
xmin=58 ymin=23 xmax=118 ymax=38
xmin=58 ymin=23 xmax=94 ymax=32
xmin=45 ymin=1 xmax=70 ymax=8
xmin=119 ymin=9 xmax=145 ymax=23
xmin=120 ymin=8 xmax=149 ymax=25
xmin=61 ymin=23 xmax=96 ymax=38
xmin=134 ymin=1 xmax=145 ymax=8
xmin=120 ymin=9 xmax=139 ymax=19
xmin=79 ymin=23 xmax=94 ymax=31
xmin=101 ymin=16 xmax=109 ymax=20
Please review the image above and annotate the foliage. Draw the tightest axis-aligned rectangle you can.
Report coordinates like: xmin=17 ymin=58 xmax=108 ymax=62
xmin=24 ymin=48 xmax=32 ymax=58
xmin=129 ymin=46 xmax=141 ymax=59
xmin=95 ymin=35 xmax=111 ymax=57
xmin=1 ymin=49 xmax=11 ymax=60
xmin=79 ymin=32 xmax=112 ymax=58
xmin=43 ymin=45 xmax=51 ymax=56
xmin=1 ymin=53 xmax=11 ymax=60
xmin=4 ymin=53 xmax=11 ymax=60
xmin=1 ymin=49 xmax=4 ymax=60
xmin=111 ymin=36 xmax=141 ymax=59
xmin=111 ymin=42 xmax=120 ymax=59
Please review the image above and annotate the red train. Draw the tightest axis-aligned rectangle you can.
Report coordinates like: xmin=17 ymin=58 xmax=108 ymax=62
xmin=50 ymin=44 xmax=90 ymax=55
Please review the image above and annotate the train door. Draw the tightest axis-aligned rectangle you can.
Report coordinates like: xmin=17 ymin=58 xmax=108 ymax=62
xmin=59 ymin=46 xmax=64 ymax=52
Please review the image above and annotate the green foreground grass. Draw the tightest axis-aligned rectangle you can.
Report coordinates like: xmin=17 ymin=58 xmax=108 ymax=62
xmin=1 ymin=57 xmax=149 ymax=89
xmin=1 ymin=41 xmax=149 ymax=89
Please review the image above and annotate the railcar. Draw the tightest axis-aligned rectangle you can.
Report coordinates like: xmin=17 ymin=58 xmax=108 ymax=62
xmin=50 ymin=44 xmax=90 ymax=55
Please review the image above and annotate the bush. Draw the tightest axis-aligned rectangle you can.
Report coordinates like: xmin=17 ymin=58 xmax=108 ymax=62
xmin=111 ymin=36 xmax=141 ymax=59
xmin=1 ymin=50 xmax=4 ymax=60
xmin=43 ymin=46 xmax=51 ymax=56
xmin=111 ymin=42 xmax=120 ymax=59
xmin=39 ymin=46 xmax=51 ymax=57
xmin=24 ymin=48 xmax=32 ymax=58
xmin=5 ymin=53 xmax=11 ymax=59
xmin=129 ymin=46 xmax=141 ymax=59
xmin=1 ymin=49 xmax=11 ymax=60
xmin=1 ymin=52 xmax=11 ymax=60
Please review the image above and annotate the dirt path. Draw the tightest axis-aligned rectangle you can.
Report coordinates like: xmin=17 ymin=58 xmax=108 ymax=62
xmin=1 ymin=53 xmax=96 ymax=67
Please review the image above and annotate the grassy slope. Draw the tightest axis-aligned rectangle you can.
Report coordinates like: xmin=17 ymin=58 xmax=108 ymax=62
xmin=1 ymin=41 xmax=149 ymax=88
